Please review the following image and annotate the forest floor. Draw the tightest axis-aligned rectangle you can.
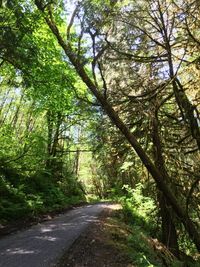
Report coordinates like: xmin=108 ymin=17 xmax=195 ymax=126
xmin=57 ymin=204 xmax=135 ymax=267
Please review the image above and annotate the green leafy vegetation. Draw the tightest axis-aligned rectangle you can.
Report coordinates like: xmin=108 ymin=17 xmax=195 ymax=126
xmin=0 ymin=1 xmax=87 ymax=224
xmin=117 ymin=185 xmax=199 ymax=266
xmin=120 ymin=184 xmax=157 ymax=231
xmin=0 ymin=0 xmax=200 ymax=265
xmin=0 ymin=167 xmax=85 ymax=223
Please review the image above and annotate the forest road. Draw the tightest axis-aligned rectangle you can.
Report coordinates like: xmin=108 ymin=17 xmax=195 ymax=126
xmin=0 ymin=202 xmax=114 ymax=267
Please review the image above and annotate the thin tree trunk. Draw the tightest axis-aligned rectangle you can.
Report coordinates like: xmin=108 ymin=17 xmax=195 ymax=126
xmin=46 ymin=110 xmax=53 ymax=169
xmin=11 ymin=92 xmax=24 ymax=128
xmin=157 ymin=2 xmax=200 ymax=150
xmin=0 ymin=96 xmax=14 ymax=127
xmin=74 ymin=148 xmax=80 ymax=176
xmin=51 ymin=112 xmax=62 ymax=157
xmin=0 ymin=88 xmax=11 ymax=118
xmin=25 ymin=101 xmax=35 ymax=132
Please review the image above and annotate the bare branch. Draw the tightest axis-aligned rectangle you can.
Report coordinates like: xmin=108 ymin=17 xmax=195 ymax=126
xmin=186 ymin=177 xmax=200 ymax=215
xmin=67 ymin=4 xmax=80 ymax=40
xmin=98 ymin=62 xmax=108 ymax=100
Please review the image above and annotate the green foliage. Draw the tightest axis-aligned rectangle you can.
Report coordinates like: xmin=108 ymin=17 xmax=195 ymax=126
xmin=0 ymin=176 xmax=32 ymax=221
xmin=118 ymin=184 xmax=200 ymax=266
xmin=0 ymin=171 xmax=85 ymax=223
xmin=0 ymin=0 xmax=199 ymax=260
xmin=0 ymin=0 xmax=90 ymax=225
xmin=120 ymin=183 xmax=157 ymax=232
xmin=127 ymin=229 xmax=182 ymax=267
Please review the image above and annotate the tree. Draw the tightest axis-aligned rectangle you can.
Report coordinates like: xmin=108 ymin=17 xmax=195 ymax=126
xmin=0 ymin=0 xmax=89 ymax=223
xmin=34 ymin=0 xmax=200 ymax=252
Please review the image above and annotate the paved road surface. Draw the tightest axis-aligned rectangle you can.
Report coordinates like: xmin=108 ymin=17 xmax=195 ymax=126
xmin=0 ymin=203 xmax=112 ymax=267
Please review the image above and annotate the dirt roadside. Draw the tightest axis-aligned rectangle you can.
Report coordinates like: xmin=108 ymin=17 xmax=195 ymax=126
xmin=57 ymin=204 xmax=134 ymax=267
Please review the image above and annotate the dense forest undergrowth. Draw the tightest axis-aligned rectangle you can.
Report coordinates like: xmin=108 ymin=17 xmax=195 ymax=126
xmin=0 ymin=0 xmax=200 ymax=265
xmin=0 ymin=165 xmax=85 ymax=223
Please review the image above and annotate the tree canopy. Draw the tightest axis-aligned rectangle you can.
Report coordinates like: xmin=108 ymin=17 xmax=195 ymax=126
xmin=0 ymin=0 xmax=199 ymax=261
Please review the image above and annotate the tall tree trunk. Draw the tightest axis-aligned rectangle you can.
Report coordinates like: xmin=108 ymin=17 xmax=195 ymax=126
xmin=0 ymin=88 xmax=11 ymax=119
xmin=51 ymin=112 xmax=62 ymax=157
xmin=35 ymin=4 xmax=200 ymax=252
xmin=1 ymin=96 xmax=14 ymax=127
xmin=168 ymin=53 xmax=200 ymax=150
xmin=25 ymin=101 xmax=35 ymax=133
xmin=158 ymin=192 xmax=179 ymax=257
xmin=47 ymin=111 xmax=63 ymax=178
xmin=74 ymin=148 xmax=80 ymax=176
xmin=46 ymin=110 xmax=53 ymax=169
xmin=157 ymin=3 xmax=200 ymax=150
xmin=152 ymin=109 xmax=179 ymax=256
xmin=11 ymin=92 xmax=24 ymax=128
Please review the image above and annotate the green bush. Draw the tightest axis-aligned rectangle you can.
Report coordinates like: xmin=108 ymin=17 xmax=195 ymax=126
xmin=117 ymin=184 xmax=185 ymax=267
xmin=0 ymin=172 xmax=85 ymax=223
xmin=120 ymin=183 xmax=157 ymax=233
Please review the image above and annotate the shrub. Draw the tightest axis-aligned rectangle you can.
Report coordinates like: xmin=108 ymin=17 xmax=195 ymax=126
xmin=120 ymin=183 xmax=157 ymax=232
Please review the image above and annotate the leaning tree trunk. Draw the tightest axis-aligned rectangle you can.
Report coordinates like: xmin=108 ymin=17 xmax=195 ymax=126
xmin=34 ymin=3 xmax=200 ymax=252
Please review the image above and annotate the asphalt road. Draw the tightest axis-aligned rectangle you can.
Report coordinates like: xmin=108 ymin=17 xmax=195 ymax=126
xmin=0 ymin=203 xmax=111 ymax=267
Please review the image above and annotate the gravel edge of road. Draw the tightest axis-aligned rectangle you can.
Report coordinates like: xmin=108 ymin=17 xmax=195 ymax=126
xmin=56 ymin=204 xmax=134 ymax=267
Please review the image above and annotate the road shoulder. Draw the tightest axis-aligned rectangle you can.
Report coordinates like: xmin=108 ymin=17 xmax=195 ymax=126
xmin=57 ymin=204 xmax=134 ymax=267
